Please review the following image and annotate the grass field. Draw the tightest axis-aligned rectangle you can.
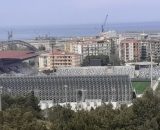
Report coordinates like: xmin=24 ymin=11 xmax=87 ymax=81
xmin=132 ymin=81 xmax=150 ymax=94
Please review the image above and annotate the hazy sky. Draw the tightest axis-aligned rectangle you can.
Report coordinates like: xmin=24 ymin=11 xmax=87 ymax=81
xmin=0 ymin=0 xmax=160 ymax=26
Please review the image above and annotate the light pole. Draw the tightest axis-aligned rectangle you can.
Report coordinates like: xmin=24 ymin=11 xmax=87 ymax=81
xmin=64 ymin=85 xmax=68 ymax=104
xmin=7 ymin=88 xmax=12 ymax=96
xmin=34 ymin=89 xmax=40 ymax=99
xmin=81 ymin=89 xmax=87 ymax=102
xmin=0 ymin=86 xmax=3 ymax=111
xmin=150 ymin=42 xmax=153 ymax=89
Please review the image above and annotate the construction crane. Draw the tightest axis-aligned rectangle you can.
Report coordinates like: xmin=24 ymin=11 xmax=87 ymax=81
xmin=101 ymin=14 xmax=108 ymax=33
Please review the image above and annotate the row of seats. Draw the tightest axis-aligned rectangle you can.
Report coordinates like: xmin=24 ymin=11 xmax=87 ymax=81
xmin=55 ymin=66 xmax=135 ymax=78
xmin=139 ymin=66 xmax=160 ymax=78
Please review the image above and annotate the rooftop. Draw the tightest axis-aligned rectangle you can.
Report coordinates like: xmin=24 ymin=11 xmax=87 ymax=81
xmin=0 ymin=50 xmax=38 ymax=60
xmin=41 ymin=49 xmax=80 ymax=56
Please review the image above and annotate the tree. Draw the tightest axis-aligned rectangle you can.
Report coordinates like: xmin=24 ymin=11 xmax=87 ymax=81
xmin=25 ymin=91 xmax=41 ymax=112
xmin=0 ymin=94 xmax=47 ymax=130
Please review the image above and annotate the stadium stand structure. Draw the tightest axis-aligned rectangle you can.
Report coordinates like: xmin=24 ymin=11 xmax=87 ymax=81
xmin=0 ymin=75 xmax=133 ymax=109
xmin=0 ymin=50 xmax=38 ymax=75
xmin=55 ymin=66 xmax=135 ymax=78
xmin=139 ymin=66 xmax=160 ymax=79
xmin=0 ymin=62 xmax=38 ymax=75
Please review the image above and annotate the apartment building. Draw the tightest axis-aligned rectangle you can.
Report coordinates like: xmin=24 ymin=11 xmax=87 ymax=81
xmin=120 ymin=38 xmax=140 ymax=62
xmin=64 ymin=38 xmax=116 ymax=60
xmin=39 ymin=49 xmax=80 ymax=71
xmin=149 ymin=39 xmax=160 ymax=61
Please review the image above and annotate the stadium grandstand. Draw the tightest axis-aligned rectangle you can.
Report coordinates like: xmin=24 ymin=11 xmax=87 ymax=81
xmin=0 ymin=75 xmax=133 ymax=110
xmin=0 ymin=50 xmax=38 ymax=75
xmin=55 ymin=66 xmax=135 ymax=78
xmin=138 ymin=66 xmax=160 ymax=79
xmin=55 ymin=66 xmax=160 ymax=79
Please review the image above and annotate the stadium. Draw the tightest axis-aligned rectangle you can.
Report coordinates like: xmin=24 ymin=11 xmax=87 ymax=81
xmin=0 ymin=40 xmax=39 ymax=75
xmin=0 ymin=74 xmax=133 ymax=110
xmin=0 ymin=50 xmax=38 ymax=75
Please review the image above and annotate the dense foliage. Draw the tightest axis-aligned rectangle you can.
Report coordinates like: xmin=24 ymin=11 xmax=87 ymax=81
xmin=0 ymin=91 xmax=47 ymax=130
xmin=1 ymin=89 xmax=160 ymax=130
xmin=47 ymin=89 xmax=160 ymax=130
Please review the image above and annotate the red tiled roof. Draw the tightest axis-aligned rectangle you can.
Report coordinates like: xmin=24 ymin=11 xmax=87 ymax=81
xmin=0 ymin=50 xmax=38 ymax=60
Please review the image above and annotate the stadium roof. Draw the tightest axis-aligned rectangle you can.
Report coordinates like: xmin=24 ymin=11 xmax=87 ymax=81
xmin=0 ymin=50 xmax=38 ymax=60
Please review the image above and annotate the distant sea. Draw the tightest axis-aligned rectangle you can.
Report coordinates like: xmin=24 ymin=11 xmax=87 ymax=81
xmin=0 ymin=22 xmax=160 ymax=40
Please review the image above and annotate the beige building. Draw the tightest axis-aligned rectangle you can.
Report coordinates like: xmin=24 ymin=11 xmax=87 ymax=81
xmin=39 ymin=50 xmax=81 ymax=71
xmin=119 ymin=38 xmax=140 ymax=62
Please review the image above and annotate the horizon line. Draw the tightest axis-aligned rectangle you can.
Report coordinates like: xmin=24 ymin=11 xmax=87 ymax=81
xmin=0 ymin=21 xmax=160 ymax=28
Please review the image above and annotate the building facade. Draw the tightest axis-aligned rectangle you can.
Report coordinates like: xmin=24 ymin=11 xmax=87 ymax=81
xmin=39 ymin=50 xmax=80 ymax=71
xmin=64 ymin=38 xmax=116 ymax=60
xmin=139 ymin=39 xmax=160 ymax=62
xmin=120 ymin=38 xmax=140 ymax=62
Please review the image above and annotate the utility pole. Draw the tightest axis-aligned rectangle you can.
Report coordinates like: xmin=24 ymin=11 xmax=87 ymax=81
xmin=49 ymin=39 xmax=56 ymax=70
xmin=7 ymin=88 xmax=12 ymax=96
xmin=81 ymin=89 xmax=87 ymax=102
xmin=34 ymin=89 xmax=40 ymax=99
xmin=64 ymin=85 xmax=68 ymax=104
xmin=0 ymin=86 xmax=3 ymax=111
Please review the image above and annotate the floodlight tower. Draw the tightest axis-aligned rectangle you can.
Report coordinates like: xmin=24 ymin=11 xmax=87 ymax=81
xmin=49 ymin=39 xmax=56 ymax=70
xmin=34 ymin=89 xmax=40 ymax=99
xmin=150 ymin=42 xmax=153 ymax=89
xmin=64 ymin=85 xmax=68 ymax=104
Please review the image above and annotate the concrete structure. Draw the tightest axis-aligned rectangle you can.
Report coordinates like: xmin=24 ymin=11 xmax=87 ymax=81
xmin=0 ymin=74 xmax=133 ymax=110
xmin=39 ymin=49 xmax=80 ymax=71
xmin=120 ymin=38 xmax=140 ymax=62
